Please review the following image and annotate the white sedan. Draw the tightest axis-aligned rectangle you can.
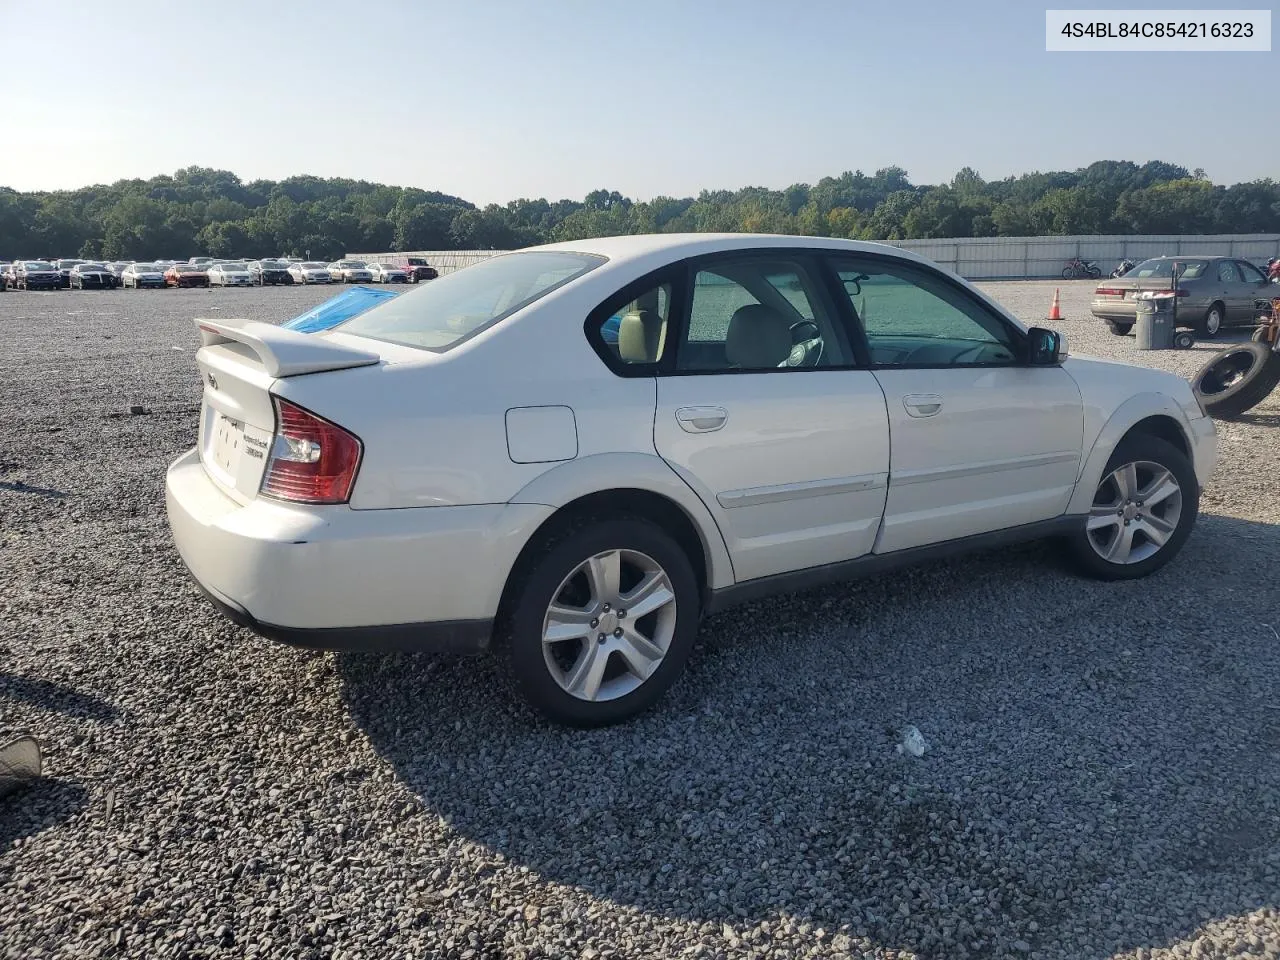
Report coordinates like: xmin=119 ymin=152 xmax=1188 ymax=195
xmin=207 ymin=263 xmax=254 ymax=287
xmin=288 ymin=262 xmax=332 ymax=284
xmin=166 ymin=234 xmax=1217 ymax=726
xmin=328 ymin=260 xmax=374 ymax=283
xmin=368 ymin=263 xmax=408 ymax=283
xmin=121 ymin=263 xmax=167 ymax=288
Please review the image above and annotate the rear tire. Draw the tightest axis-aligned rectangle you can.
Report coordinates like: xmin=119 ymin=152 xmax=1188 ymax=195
xmin=1197 ymin=303 xmax=1224 ymax=338
xmin=1192 ymin=341 xmax=1280 ymax=418
xmin=1106 ymin=321 xmax=1133 ymax=336
xmin=505 ymin=517 xmax=700 ymax=727
xmin=1087 ymin=266 xmax=1102 ymax=279
xmin=1062 ymin=267 xmax=1077 ymax=280
xmin=1067 ymin=435 xmax=1198 ymax=581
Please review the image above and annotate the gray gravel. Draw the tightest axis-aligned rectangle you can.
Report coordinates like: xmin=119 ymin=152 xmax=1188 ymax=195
xmin=2 ymin=279 xmax=1279 ymax=960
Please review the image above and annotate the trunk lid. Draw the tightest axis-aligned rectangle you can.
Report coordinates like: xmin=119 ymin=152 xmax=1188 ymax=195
xmin=193 ymin=318 xmax=381 ymax=504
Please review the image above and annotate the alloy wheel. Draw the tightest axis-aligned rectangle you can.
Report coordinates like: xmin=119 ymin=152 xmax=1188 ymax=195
xmin=1086 ymin=460 xmax=1182 ymax=564
xmin=541 ymin=549 xmax=677 ymax=702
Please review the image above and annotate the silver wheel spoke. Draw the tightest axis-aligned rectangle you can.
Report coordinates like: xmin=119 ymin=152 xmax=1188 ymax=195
xmin=586 ymin=551 xmax=621 ymax=603
xmin=564 ymin=642 xmax=608 ymax=701
xmin=1141 ymin=511 xmax=1175 ymax=544
xmin=1139 ymin=471 xmax=1179 ymax=507
xmin=543 ymin=604 xmax=595 ymax=644
xmin=1087 ymin=507 xmax=1121 ymax=532
xmin=1105 ymin=525 xmax=1135 ymax=562
xmin=620 ymin=572 xmax=675 ymax=620
xmin=616 ymin=625 xmax=664 ymax=680
xmin=1113 ymin=462 xmax=1138 ymax=500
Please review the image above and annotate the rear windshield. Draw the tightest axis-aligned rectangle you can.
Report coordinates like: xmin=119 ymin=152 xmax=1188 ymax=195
xmin=175 ymin=265 xmax=203 ymax=274
xmin=337 ymin=251 xmax=605 ymax=351
xmin=259 ymin=260 xmax=285 ymax=269
xmin=1130 ymin=259 xmax=1207 ymax=280
xmin=25 ymin=262 xmax=54 ymax=270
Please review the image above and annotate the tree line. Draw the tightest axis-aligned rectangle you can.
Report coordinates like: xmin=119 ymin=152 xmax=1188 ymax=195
xmin=1 ymin=161 xmax=1277 ymax=263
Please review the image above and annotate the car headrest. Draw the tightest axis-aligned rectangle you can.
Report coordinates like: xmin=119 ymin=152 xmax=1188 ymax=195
xmin=725 ymin=304 xmax=792 ymax=368
xmin=618 ymin=308 xmax=666 ymax=363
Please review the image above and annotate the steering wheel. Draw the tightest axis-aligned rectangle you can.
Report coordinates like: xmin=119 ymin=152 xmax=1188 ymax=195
xmin=783 ymin=320 xmax=824 ymax=367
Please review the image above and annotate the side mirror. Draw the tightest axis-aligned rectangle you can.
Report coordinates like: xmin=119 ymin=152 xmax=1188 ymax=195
xmin=1027 ymin=327 xmax=1068 ymax=365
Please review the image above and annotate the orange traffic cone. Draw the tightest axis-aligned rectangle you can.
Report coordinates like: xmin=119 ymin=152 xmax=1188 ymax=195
xmin=1048 ymin=288 xmax=1063 ymax=322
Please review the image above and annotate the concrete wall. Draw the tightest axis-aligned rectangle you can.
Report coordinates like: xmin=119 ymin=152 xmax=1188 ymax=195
xmin=350 ymin=235 xmax=1280 ymax=281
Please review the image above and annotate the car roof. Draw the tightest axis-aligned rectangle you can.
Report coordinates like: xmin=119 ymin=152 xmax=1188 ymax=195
xmin=1139 ymin=254 xmax=1229 ymax=261
xmin=528 ymin=232 xmax=936 ymax=268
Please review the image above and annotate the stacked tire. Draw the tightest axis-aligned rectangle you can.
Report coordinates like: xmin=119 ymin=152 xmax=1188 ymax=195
xmin=1192 ymin=340 xmax=1280 ymax=418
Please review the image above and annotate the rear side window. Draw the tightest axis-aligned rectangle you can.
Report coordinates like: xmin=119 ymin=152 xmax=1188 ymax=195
xmin=595 ymin=283 xmax=673 ymax=367
xmin=337 ymin=251 xmax=605 ymax=352
xmin=1217 ymin=261 xmax=1239 ymax=283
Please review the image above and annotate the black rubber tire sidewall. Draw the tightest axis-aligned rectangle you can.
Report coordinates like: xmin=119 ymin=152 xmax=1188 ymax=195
xmin=1068 ymin=435 xmax=1199 ymax=581
xmin=1106 ymin=321 xmax=1133 ymax=336
xmin=507 ymin=517 xmax=700 ymax=727
xmin=1193 ymin=342 xmax=1280 ymax=418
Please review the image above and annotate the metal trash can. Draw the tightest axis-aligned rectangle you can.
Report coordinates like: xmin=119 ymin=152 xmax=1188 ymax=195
xmin=1136 ymin=294 xmax=1175 ymax=350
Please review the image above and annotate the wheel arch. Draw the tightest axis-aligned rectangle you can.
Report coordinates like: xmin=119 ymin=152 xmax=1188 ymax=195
xmin=1066 ymin=395 xmax=1196 ymax=515
xmin=500 ymin=453 xmax=735 ymax=620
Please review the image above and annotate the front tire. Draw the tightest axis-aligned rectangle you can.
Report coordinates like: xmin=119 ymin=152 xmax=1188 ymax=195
xmin=505 ymin=517 xmax=700 ymax=727
xmin=1062 ymin=267 xmax=1077 ymax=280
xmin=1068 ymin=435 xmax=1198 ymax=581
xmin=1087 ymin=266 xmax=1102 ymax=279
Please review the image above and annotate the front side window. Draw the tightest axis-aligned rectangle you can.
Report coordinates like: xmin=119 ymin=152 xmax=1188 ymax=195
xmin=829 ymin=257 xmax=1019 ymax=367
xmin=338 ymin=250 xmax=605 ymax=352
xmin=676 ymin=257 xmax=850 ymax=372
xmin=1239 ymin=261 xmax=1266 ymax=283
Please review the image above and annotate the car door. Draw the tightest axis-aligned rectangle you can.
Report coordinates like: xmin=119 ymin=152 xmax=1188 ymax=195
xmin=826 ymin=254 xmax=1084 ymax=555
xmin=1213 ymin=259 xmax=1247 ymax=323
xmin=1237 ymin=260 xmax=1270 ymax=319
xmin=646 ymin=253 xmax=890 ymax=583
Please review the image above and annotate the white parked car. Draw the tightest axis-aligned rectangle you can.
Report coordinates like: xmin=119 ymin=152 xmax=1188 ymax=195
xmin=166 ymin=234 xmax=1217 ymax=726
xmin=288 ymin=261 xmax=332 ymax=284
xmin=121 ymin=262 xmax=167 ymax=288
xmin=207 ymin=263 xmax=254 ymax=287
xmin=368 ymin=263 xmax=408 ymax=283
xmin=328 ymin=260 xmax=373 ymax=283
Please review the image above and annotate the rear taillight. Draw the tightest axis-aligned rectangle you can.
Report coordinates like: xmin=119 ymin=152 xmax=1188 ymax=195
xmin=1095 ymin=287 xmax=1124 ymax=296
xmin=260 ymin=398 xmax=362 ymax=504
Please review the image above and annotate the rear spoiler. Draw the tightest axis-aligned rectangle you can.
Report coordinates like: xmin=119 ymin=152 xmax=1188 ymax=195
xmin=195 ymin=318 xmax=380 ymax=378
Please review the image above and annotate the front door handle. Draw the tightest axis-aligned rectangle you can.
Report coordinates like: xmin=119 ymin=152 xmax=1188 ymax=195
xmin=903 ymin=394 xmax=943 ymax=418
xmin=675 ymin=406 xmax=728 ymax=433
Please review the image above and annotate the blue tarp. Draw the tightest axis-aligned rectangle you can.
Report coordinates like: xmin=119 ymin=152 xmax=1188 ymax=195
xmin=281 ymin=286 xmax=401 ymax=334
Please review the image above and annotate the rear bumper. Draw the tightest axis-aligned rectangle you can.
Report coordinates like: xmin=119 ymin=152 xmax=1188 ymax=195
xmin=165 ymin=448 xmax=552 ymax=652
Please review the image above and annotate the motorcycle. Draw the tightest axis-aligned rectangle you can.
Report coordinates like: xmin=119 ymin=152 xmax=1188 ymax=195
xmin=1110 ymin=258 xmax=1137 ymax=278
xmin=1062 ymin=256 xmax=1102 ymax=280
xmin=1192 ymin=296 xmax=1280 ymax=418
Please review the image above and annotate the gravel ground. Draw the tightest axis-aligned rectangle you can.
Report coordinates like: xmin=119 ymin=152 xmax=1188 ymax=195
xmin=1 ymin=279 xmax=1279 ymax=960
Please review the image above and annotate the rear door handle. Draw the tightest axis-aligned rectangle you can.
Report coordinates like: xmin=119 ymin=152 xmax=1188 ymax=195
xmin=903 ymin=394 xmax=943 ymax=418
xmin=675 ymin=406 xmax=728 ymax=433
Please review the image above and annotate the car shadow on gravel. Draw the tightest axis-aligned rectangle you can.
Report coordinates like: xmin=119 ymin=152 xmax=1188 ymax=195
xmin=340 ymin=515 xmax=1280 ymax=960
xmin=0 ymin=778 xmax=89 ymax=870
xmin=0 ymin=674 xmax=120 ymax=722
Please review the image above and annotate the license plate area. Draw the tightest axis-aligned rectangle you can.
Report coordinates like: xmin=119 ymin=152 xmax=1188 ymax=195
xmin=210 ymin=413 xmax=246 ymax=476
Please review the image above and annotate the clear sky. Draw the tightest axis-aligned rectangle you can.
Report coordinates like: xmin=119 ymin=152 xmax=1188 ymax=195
xmin=1 ymin=0 xmax=1274 ymax=202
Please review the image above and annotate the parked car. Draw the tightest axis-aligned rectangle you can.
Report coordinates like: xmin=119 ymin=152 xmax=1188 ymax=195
xmin=328 ymin=260 xmax=373 ymax=283
xmin=189 ymin=257 xmax=214 ymax=267
xmin=166 ymin=264 xmax=210 ymax=288
xmin=55 ymin=259 xmax=87 ymax=288
xmin=13 ymin=261 xmax=61 ymax=290
xmin=249 ymin=260 xmax=294 ymax=286
xmin=208 ymin=263 xmax=255 ymax=287
xmin=402 ymin=256 xmax=439 ymax=283
xmin=107 ymin=261 xmax=132 ymax=281
xmin=166 ymin=234 xmax=1218 ymax=726
xmin=288 ymin=261 xmax=333 ymax=284
xmin=122 ymin=263 xmax=167 ymax=288
xmin=69 ymin=262 xmax=118 ymax=289
xmin=368 ymin=263 xmax=408 ymax=283
xmin=1092 ymin=256 xmax=1274 ymax=337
